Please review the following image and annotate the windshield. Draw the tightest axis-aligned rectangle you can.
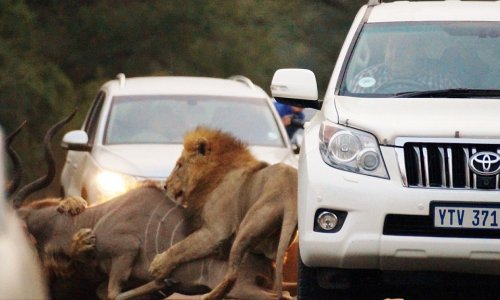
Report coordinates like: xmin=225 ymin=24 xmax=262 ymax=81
xmin=340 ymin=22 xmax=500 ymax=97
xmin=104 ymin=95 xmax=285 ymax=147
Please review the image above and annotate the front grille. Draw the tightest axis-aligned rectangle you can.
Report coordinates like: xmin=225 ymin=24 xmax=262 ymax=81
xmin=395 ymin=139 xmax=500 ymax=190
xmin=384 ymin=214 xmax=500 ymax=239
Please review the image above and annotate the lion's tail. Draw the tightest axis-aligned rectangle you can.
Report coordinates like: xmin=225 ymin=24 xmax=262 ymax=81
xmin=273 ymin=198 xmax=298 ymax=297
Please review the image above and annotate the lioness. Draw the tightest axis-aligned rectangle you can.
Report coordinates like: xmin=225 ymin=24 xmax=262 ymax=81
xmin=149 ymin=126 xmax=298 ymax=300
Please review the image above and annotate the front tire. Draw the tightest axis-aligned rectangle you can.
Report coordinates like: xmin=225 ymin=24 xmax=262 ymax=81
xmin=297 ymin=251 xmax=340 ymax=300
xmin=298 ymin=252 xmax=366 ymax=300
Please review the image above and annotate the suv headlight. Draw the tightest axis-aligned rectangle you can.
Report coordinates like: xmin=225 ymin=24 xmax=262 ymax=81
xmin=319 ymin=121 xmax=389 ymax=179
xmin=95 ymin=170 xmax=136 ymax=200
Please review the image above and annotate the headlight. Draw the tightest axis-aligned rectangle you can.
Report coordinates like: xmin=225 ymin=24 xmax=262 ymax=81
xmin=319 ymin=121 xmax=389 ymax=179
xmin=95 ymin=170 xmax=136 ymax=200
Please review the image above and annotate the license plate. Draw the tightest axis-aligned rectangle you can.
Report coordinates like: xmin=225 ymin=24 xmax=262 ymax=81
xmin=432 ymin=203 xmax=500 ymax=229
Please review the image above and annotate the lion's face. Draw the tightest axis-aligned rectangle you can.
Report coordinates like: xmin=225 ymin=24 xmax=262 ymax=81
xmin=164 ymin=127 xmax=255 ymax=209
xmin=164 ymin=137 xmax=212 ymax=208
xmin=165 ymin=157 xmax=189 ymax=207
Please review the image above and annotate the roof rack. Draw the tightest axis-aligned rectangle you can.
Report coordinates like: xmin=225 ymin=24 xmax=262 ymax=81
xmin=228 ymin=75 xmax=255 ymax=89
xmin=367 ymin=0 xmax=382 ymax=6
xmin=116 ymin=73 xmax=126 ymax=87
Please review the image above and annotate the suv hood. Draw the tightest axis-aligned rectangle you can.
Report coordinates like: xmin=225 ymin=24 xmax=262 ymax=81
xmin=334 ymin=96 xmax=500 ymax=145
xmin=95 ymin=144 xmax=183 ymax=179
xmin=94 ymin=144 xmax=296 ymax=178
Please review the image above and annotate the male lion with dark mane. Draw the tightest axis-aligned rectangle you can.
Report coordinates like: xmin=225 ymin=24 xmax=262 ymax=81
xmin=149 ymin=126 xmax=298 ymax=300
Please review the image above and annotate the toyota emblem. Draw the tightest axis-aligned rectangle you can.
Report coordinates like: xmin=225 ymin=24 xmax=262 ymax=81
xmin=469 ymin=151 xmax=500 ymax=176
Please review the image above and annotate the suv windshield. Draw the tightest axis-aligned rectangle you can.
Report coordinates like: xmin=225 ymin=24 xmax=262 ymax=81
xmin=340 ymin=22 xmax=500 ymax=97
xmin=104 ymin=95 xmax=285 ymax=147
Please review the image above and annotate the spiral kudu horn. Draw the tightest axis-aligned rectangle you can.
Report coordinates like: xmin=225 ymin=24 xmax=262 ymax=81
xmin=5 ymin=120 xmax=27 ymax=197
xmin=12 ymin=109 xmax=78 ymax=208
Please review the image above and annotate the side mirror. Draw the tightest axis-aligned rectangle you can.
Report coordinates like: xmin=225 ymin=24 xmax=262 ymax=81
xmin=61 ymin=130 xmax=91 ymax=151
xmin=270 ymin=68 xmax=322 ymax=109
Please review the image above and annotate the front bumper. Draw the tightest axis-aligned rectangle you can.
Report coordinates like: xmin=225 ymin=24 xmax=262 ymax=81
xmin=299 ymin=144 xmax=500 ymax=275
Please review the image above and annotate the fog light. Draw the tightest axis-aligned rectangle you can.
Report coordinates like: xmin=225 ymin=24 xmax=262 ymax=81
xmin=317 ymin=211 xmax=338 ymax=231
xmin=357 ymin=149 xmax=380 ymax=171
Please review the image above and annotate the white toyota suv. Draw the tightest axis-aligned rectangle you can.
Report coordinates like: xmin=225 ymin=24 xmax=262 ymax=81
xmin=271 ymin=0 xmax=500 ymax=298
xmin=61 ymin=74 xmax=296 ymax=205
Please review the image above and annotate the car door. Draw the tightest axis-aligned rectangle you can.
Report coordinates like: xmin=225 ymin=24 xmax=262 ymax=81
xmin=61 ymin=91 xmax=106 ymax=198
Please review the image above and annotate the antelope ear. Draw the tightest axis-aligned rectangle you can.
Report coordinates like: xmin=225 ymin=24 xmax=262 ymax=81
xmin=196 ymin=138 xmax=210 ymax=156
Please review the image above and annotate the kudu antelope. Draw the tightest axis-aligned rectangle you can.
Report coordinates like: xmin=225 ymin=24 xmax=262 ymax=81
xmin=17 ymin=113 xmax=279 ymax=300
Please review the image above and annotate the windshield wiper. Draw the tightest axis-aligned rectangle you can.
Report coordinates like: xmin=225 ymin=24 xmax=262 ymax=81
xmin=395 ymin=89 xmax=500 ymax=98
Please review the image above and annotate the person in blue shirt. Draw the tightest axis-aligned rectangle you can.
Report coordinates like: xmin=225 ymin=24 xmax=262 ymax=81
xmin=274 ymin=101 xmax=305 ymax=139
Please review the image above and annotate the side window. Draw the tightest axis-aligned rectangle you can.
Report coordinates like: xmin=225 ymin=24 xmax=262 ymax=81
xmin=83 ymin=91 xmax=106 ymax=145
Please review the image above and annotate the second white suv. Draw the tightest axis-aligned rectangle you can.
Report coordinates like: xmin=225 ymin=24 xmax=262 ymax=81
xmin=61 ymin=74 xmax=296 ymax=205
xmin=272 ymin=0 xmax=500 ymax=298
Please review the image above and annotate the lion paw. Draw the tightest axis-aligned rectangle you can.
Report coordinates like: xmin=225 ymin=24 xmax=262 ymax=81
xmin=57 ymin=196 xmax=87 ymax=215
xmin=149 ymin=253 xmax=174 ymax=280
xmin=70 ymin=228 xmax=96 ymax=260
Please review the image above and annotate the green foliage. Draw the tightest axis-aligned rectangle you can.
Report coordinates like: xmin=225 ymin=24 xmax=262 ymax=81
xmin=1 ymin=0 xmax=367 ymax=196
xmin=0 ymin=0 xmax=75 ymax=193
